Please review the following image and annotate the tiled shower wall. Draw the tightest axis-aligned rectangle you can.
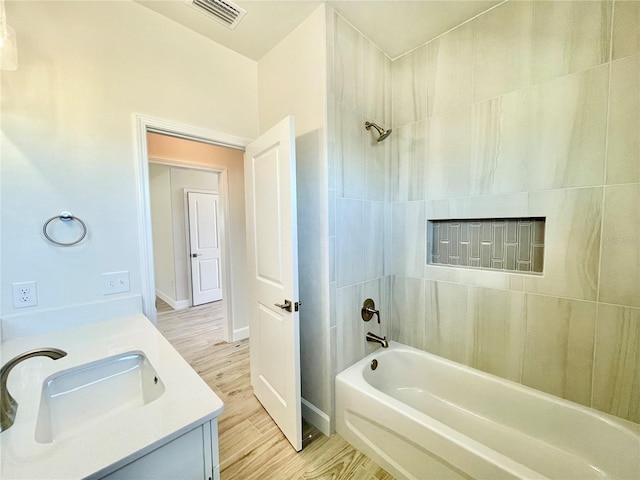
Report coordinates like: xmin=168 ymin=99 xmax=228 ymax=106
xmin=390 ymin=0 xmax=640 ymax=423
xmin=327 ymin=9 xmax=392 ymax=419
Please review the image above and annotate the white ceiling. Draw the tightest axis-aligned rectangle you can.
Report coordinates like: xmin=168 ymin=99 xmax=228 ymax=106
xmin=137 ymin=0 xmax=501 ymax=61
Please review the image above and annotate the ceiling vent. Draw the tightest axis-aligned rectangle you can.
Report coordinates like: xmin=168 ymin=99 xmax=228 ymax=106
xmin=187 ymin=0 xmax=247 ymax=30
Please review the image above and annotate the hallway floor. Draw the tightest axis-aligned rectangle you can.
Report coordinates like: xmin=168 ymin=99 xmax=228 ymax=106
xmin=156 ymin=312 xmax=394 ymax=479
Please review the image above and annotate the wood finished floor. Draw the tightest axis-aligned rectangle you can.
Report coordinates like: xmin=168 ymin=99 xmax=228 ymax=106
xmin=156 ymin=298 xmax=225 ymax=347
xmin=156 ymin=303 xmax=394 ymax=480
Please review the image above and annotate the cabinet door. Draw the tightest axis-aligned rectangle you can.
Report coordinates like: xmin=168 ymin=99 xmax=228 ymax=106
xmin=101 ymin=426 xmax=210 ymax=480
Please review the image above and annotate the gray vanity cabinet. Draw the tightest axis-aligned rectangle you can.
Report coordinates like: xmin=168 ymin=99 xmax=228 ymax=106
xmin=98 ymin=419 xmax=220 ymax=480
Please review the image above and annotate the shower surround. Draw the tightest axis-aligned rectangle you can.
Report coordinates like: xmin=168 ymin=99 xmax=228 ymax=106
xmin=330 ymin=0 xmax=639 ymax=427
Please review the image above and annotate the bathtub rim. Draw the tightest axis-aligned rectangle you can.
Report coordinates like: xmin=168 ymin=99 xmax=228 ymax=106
xmin=336 ymin=341 xmax=640 ymax=480
xmin=343 ymin=341 xmax=640 ymax=435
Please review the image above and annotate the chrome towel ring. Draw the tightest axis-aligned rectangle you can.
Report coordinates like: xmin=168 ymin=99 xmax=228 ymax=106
xmin=43 ymin=212 xmax=87 ymax=247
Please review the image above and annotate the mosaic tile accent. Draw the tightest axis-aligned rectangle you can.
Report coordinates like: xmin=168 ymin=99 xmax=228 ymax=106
xmin=429 ymin=218 xmax=545 ymax=274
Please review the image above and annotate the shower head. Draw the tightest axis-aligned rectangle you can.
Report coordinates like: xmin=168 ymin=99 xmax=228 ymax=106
xmin=365 ymin=121 xmax=392 ymax=143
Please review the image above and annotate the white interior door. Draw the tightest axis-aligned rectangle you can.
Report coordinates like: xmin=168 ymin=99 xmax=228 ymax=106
xmin=244 ymin=116 xmax=302 ymax=451
xmin=188 ymin=191 xmax=222 ymax=306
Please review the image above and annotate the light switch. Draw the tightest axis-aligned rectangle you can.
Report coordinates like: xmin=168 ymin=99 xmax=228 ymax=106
xmin=102 ymin=271 xmax=130 ymax=295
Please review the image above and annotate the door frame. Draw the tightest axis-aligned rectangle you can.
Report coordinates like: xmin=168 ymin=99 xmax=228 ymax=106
xmin=134 ymin=114 xmax=250 ymax=343
xmin=184 ymin=188 xmax=221 ymax=307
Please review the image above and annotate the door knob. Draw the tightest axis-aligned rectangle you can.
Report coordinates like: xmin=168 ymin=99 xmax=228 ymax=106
xmin=191 ymin=253 xmax=202 ymax=258
xmin=275 ymin=299 xmax=292 ymax=312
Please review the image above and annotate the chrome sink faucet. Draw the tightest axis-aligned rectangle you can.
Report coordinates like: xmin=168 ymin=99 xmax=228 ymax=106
xmin=1 ymin=348 xmax=67 ymax=432
xmin=366 ymin=332 xmax=389 ymax=348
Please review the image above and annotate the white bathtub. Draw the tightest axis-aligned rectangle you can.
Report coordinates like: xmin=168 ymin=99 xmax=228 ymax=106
xmin=336 ymin=342 xmax=640 ymax=480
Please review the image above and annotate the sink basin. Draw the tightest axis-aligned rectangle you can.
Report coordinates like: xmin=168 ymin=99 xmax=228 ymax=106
xmin=35 ymin=351 xmax=165 ymax=443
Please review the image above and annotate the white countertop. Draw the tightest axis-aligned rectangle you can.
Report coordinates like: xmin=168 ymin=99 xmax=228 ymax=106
xmin=0 ymin=314 xmax=224 ymax=479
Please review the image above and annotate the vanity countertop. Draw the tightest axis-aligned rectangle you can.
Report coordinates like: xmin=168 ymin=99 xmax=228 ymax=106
xmin=0 ymin=314 xmax=224 ymax=479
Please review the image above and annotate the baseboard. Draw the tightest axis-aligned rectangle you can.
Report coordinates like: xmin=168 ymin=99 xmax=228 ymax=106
xmin=174 ymin=299 xmax=190 ymax=310
xmin=155 ymin=290 xmax=189 ymax=311
xmin=233 ymin=326 xmax=249 ymax=341
xmin=302 ymin=397 xmax=331 ymax=437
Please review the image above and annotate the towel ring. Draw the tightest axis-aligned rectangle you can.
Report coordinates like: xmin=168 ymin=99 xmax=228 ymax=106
xmin=43 ymin=212 xmax=87 ymax=247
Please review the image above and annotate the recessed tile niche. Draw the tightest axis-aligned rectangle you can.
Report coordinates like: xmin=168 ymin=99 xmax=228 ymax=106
xmin=427 ymin=218 xmax=546 ymax=274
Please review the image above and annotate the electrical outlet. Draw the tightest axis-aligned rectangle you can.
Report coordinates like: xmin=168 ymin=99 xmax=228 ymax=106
xmin=12 ymin=281 xmax=38 ymax=308
xmin=102 ymin=271 xmax=130 ymax=295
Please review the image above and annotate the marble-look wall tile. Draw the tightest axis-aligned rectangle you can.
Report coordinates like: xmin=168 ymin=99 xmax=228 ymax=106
xmin=599 ymin=184 xmax=640 ymax=307
xmin=383 ymin=201 xmax=393 ymax=277
xmin=336 ymin=198 xmax=364 ymax=288
xmin=467 ymin=269 xmax=525 ymax=292
xmin=469 ymin=287 xmax=525 ymax=382
xmin=363 ymin=201 xmax=385 ymax=281
xmin=526 ymin=187 xmax=602 ymax=301
xmin=532 ymin=1 xmax=612 ymax=84
xmin=427 ymin=22 xmax=473 ymax=116
xmin=607 ymin=55 xmax=640 ymax=185
xmin=334 ymin=13 xmax=363 ymax=112
xmin=336 ymin=103 xmax=364 ymax=199
xmin=424 ymin=197 xmax=468 ymax=221
xmin=522 ymin=294 xmax=597 ymax=406
xmin=325 ymin=4 xmax=334 ymax=42
xmin=327 ymin=101 xmax=336 ymax=190
xmin=426 ymin=106 xmax=472 ymax=199
xmin=593 ymin=304 xmax=640 ymax=423
xmin=363 ymin=130 xmax=388 ymax=202
xmin=329 ymin=236 xmax=335 ymax=283
xmin=363 ymin=278 xmax=388 ymax=356
xmin=427 ymin=22 xmax=475 ymax=116
xmin=472 ymin=66 xmax=608 ymax=194
xmin=327 ymin=35 xmax=335 ymax=98
xmin=424 ymin=264 xmax=469 ymax=285
xmin=461 ymin=192 xmax=529 ymax=219
xmin=363 ymin=39 xmax=390 ymax=126
xmin=390 ymin=276 xmax=426 ymax=350
xmin=391 ymin=201 xmax=425 ymax=278
xmin=328 ymin=188 xmax=336 ymax=237
xmin=424 ymin=280 xmax=471 ymax=365
xmin=473 ymin=0 xmax=533 ymax=102
xmin=333 ymin=279 xmax=387 ymax=375
xmin=612 ymin=0 xmax=640 ymax=60
xmin=336 ymin=283 xmax=364 ymax=371
xmin=384 ymin=55 xmax=392 ymax=133
xmin=330 ymin=282 xmax=336 ymax=327
xmin=392 ymin=120 xmax=428 ymax=202
xmin=471 ymin=89 xmax=532 ymax=195
xmin=392 ymin=45 xmax=427 ymax=127
xmin=527 ymin=65 xmax=608 ymax=191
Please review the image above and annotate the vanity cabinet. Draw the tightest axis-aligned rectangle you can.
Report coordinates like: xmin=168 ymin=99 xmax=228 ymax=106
xmin=99 ymin=419 xmax=220 ymax=480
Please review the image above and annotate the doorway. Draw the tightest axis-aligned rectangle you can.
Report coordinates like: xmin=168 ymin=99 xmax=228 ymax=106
xmin=135 ymin=114 xmax=251 ymax=344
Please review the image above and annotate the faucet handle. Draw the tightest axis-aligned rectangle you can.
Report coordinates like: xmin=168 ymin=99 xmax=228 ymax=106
xmin=361 ymin=298 xmax=380 ymax=324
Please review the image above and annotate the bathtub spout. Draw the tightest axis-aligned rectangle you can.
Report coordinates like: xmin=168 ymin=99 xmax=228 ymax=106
xmin=366 ymin=332 xmax=388 ymax=348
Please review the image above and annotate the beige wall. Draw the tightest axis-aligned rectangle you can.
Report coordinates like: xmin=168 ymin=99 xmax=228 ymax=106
xmin=149 ymin=164 xmax=176 ymax=303
xmin=0 ymin=0 xmax=257 ymax=337
xmin=388 ymin=0 xmax=639 ymax=424
xmin=147 ymin=133 xmax=248 ymax=336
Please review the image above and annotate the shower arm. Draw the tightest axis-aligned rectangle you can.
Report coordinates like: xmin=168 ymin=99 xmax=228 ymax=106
xmin=364 ymin=121 xmax=392 ymax=143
